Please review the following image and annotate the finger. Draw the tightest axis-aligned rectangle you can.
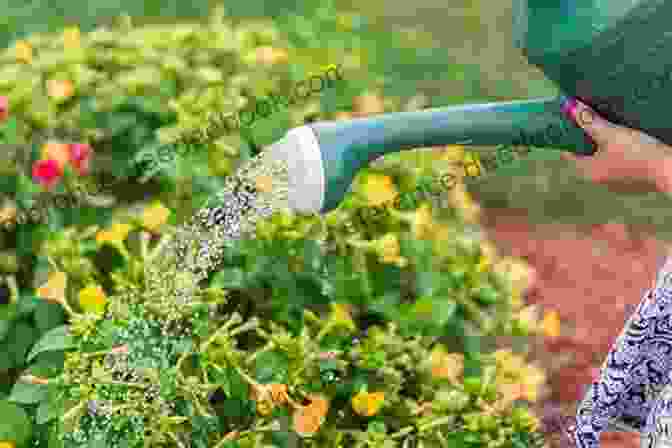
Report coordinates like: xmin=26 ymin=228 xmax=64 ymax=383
xmin=561 ymin=97 xmax=616 ymax=147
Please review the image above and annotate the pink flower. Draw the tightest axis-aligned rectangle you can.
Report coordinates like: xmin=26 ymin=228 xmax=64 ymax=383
xmin=0 ymin=96 xmax=8 ymax=122
xmin=32 ymin=159 xmax=63 ymax=189
xmin=69 ymin=143 xmax=92 ymax=176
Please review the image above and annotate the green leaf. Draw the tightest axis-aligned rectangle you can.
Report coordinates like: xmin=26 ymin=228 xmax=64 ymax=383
xmin=16 ymin=295 xmax=40 ymax=319
xmin=33 ymin=301 xmax=66 ymax=333
xmin=27 ymin=325 xmax=75 ymax=363
xmin=0 ymin=400 xmax=32 ymax=447
xmin=8 ymin=322 xmax=38 ymax=367
xmin=211 ymin=268 xmax=246 ymax=290
xmin=8 ymin=382 xmax=49 ymax=405
xmin=254 ymin=351 xmax=289 ymax=384
xmin=27 ymin=350 xmax=65 ymax=378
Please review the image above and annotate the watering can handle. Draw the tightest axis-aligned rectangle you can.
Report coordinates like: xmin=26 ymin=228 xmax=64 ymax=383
xmin=306 ymin=95 xmax=596 ymax=211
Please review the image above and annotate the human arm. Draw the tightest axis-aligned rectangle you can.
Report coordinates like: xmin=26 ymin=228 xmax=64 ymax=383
xmin=572 ymin=254 xmax=672 ymax=447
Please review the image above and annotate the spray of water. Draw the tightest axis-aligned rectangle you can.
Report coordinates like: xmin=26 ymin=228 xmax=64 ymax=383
xmin=150 ymin=149 xmax=291 ymax=293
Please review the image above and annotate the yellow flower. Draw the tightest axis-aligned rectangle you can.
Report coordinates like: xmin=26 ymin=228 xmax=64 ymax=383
xmin=411 ymin=202 xmax=434 ymax=240
xmin=361 ymin=173 xmax=398 ymax=207
xmin=140 ymin=202 xmax=171 ymax=232
xmin=496 ymin=382 xmax=525 ymax=405
xmin=78 ymin=285 xmax=107 ymax=314
xmin=0 ymin=441 xmax=16 ymax=448
xmin=62 ymin=26 xmax=81 ymax=49
xmin=433 ymin=145 xmax=466 ymax=162
xmin=250 ymin=383 xmax=289 ymax=416
xmin=254 ymin=174 xmax=274 ymax=193
xmin=330 ymin=302 xmax=356 ymax=332
xmin=542 ymin=310 xmax=561 ymax=339
xmin=36 ymin=271 xmax=67 ymax=305
xmin=292 ymin=394 xmax=329 ymax=437
xmin=515 ymin=304 xmax=540 ymax=333
xmin=375 ymin=233 xmax=406 ymax=267
xmin=96 ymin=223 xmax=133 ymax=248
xmin=0 ymin=204 xmax=17 ymax=225
xmin=430 ymin=345 xmax=464 ymax=383
xmin=248 ymin=46 xmax=289 ymax=65
xmin=476 ymin=241 xmax=498 ymax=273
xmin=446 ymin=183 xmax=481 ymax=223
xmin=351 ymin=390 xmax=385 ymax=417
xmin=462 ymin=151 xmax=483 ymax=178
xmin=519 ymin=365 xmax=545 ymax=402
xmin=353 ymin=94 xmax=385 ymax=116
xmin=46 ymin=79 xmax=75 ymax=102
xmin=14 ymin=40 xmax=33 ymax=63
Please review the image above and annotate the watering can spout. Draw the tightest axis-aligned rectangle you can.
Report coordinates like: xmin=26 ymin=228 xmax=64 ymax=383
xmin=265 ymin=95 xmax=593 ymax=215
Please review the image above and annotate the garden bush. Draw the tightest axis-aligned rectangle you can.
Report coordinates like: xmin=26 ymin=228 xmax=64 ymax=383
xmin=0 ymin=6 xmax=550 ymax=448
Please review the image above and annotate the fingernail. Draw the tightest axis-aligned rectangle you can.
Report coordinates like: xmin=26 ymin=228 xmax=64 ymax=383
xmin=561 ymin=97 xmax=578 ymax=122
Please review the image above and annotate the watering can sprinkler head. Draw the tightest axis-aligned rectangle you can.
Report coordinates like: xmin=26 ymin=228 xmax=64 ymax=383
xmin=265 ymin=0 xmax=672 ymax=215
xmin=265 ymin=96 xmax=594 ymax=215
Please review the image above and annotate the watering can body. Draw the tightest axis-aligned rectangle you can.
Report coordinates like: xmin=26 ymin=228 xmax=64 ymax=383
xmin=267 ymin=0 xmax=672 ymax=214
xmin=514 ymin=0 xmax=672 ymax=144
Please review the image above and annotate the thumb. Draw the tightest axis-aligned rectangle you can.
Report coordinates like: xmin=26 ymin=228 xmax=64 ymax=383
xmin=562 ymin=98 xmax=618 ymax=148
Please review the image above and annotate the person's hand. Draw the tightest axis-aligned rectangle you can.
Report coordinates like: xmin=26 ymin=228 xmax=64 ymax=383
xmin=560 ymin=97 xmax=672 ymax=194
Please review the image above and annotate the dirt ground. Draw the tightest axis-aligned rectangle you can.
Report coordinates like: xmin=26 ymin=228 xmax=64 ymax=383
xmin=481 ymin=209 xmax=669 ymax=448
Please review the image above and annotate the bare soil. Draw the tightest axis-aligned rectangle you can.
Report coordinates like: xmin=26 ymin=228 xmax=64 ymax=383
xmin=481 ymin=208 xmax=669 ymax=448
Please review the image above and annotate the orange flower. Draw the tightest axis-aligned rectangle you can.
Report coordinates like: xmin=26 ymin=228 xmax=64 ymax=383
xmin=292 ymin=394 xmax=329 ymax=437
xmin=14 ymin=40 xmax=33 ymax=63
xmin=96 ymin=223 xmax=133 ymax=252
xmin=36 ymin=271 xmax=67 ymax=305
xmin=20 ymin=374 xmax=49 ymax=385
xmin=430 ymin=346 xmax=464 ymax=383
xmin=268 ymin=383 xmax=289 ymax=404
xmin=46 ymin=79 xmax=75 ymax=102
xmin=542 ymin=310 xmax=561 ymax=339
xmin=351 ymin=390 xmax=385 ymax=417
xmin=41 ymin=142 xmax=71 ymax=171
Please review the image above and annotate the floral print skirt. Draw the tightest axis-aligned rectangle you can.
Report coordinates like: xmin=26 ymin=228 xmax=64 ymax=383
xmin=644 ymin=384 xmax=672 ymax=447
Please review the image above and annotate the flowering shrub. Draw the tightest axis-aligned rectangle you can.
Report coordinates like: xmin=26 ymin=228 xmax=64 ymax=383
xmin=0 ymin=159 xmax=553 ymax=447
xmin=0 ymin=6 xmax=553 ymax=448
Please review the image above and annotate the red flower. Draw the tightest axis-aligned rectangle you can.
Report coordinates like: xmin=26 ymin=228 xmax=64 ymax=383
xmin=0 ymin=96 xmax=8 ymax=122
xmin=69 ymin=143 xmax=92 ymax=176
xmin=32 ymin=159 xmax=63 ymax=189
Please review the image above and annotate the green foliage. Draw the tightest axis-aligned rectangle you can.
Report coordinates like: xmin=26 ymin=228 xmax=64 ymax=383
xmin=0 ymin=5 xmax=549 ymax=448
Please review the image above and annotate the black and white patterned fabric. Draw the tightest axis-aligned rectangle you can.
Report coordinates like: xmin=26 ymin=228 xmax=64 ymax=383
xmin=573 ymin=257 xmax=672 ymax=448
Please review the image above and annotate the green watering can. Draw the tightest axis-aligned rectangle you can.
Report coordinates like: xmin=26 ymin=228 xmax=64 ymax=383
xmin=266 ymin=0 xmax=672 ymax=214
